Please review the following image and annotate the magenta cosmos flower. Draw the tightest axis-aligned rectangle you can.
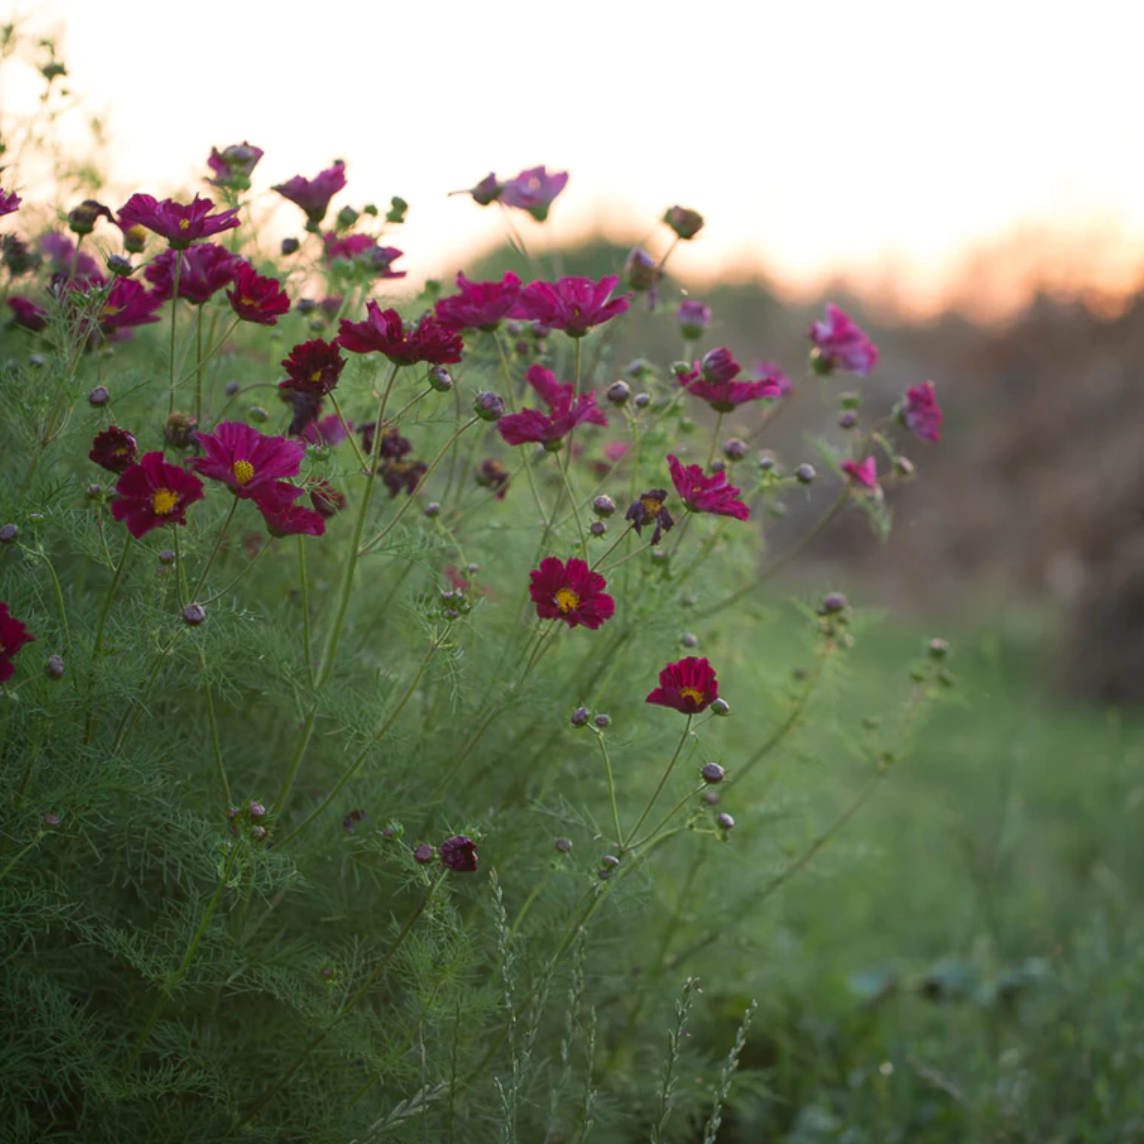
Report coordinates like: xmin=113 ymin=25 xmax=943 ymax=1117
xmin=841 ymin=456 xmax=879 ymax=490
xmin=0 ymin=603 xmax=35 ymax=684
xmin=498 ymin=364 xmax=607 ymax=450
xmin=7 ymin=296 xmax=48 ymax=332
xmin=518 ymin=275 xmax=631 ymax=338
xmin=192 ymin=421 xmax=305 ymax=497
xmin=435 ymin=271 xmax=523 ymax=332
xmin=226 ymin=261 xmax=290 ymax=326
xmin=646 ymin=656 xmax=719 ymax=714
xmin=500 ymin=166 xmax=569 ymax=222
xmin=441 ymin=834 xmax=479 ymax=872
xmin=145 ymin=243 xmax=238 ymax=304
xmin=117 ymin=193 xmax=240 ymax=250
xmin=808 ymin=304 xmax=879 ymax=377
xmin=0 ymin=189 xmax=21 ymax=216
xmin=279 ymin=338 xmax=345 ymax=397
xmin=111 ymin=451 xmax=205 ymax=537
xmin=667 ymin=454 xmax=749 ymax=521
xmin=89 ymin=425 xmax=138 ymax=474
xmin=272 ymin=161 xmax=346 ymax=227
xmin=250 ymin=480 xmax=327 ymax=538
xmin=676 ymin=348 xmax=784 ymax=412
xmin=529 ymin=556 xmax=615 ymax=630
xmin=97 ymin=278 xmax=165 ymax=333
xmin=336 ymin=301 xmax=464 ymax=366
xmin=322 ymin=232 xmax=406 ymax=278
xmin=900 ymin=381 xmax=942 ymax=443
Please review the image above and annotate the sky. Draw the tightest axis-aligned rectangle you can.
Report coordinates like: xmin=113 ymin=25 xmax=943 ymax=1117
xmin=6 ymin=0 xmax=1144 ymax=319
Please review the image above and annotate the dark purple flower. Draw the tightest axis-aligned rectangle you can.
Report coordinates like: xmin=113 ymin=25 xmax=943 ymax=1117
xmin=309 ymin=479 xmax=347 ymax=519
xmin=646 ymin=656 xmax=719 ymax=714
xmin=435 ymin=271 xmax=523 ymax=332
xmin=301 ymin=414 xmax=349 ymax=448
xmin=625 ymin=489 xmax=675 ymax=545
xmin=0 ymin=189 xmax=21 ymax=216
xmin=440 ymin=834 xmax=479 ymax=872
xmin=667 ymin=454 xmax=749 ymax=520
xmin=498 ymin=364 xmax=608 ymax=450
xmin=206 ymin=141 xmax=264 ymax=191
xmin=67 ymin=199 xmax=113 ymax=236
xmin=381 ymin=458 xmax=427 ymax=499
xmin=117 ymin=193 xmax=240 ymax=250
xmin=144 ymin=243 xmax=239 ymax=304
xmin=227 ymin=261 xmax=290 ymax=325
xmin=476 ymin=458 xmax=510 ymax=500
xmin=336 ymin=301 xmax=464 ymax=366
xmin=529 ymin=557 xmax=615 ymax=630
xmin=40 ymin=232 xmax=100 ymax=282
xmin=517 ymin=275 xmax=631 ymax=338
xmin=7 ymin=296 xmax=47 ymax=332
xmin=900 ymin=381 xmax=942 ymax=443
xmin=89 ymin=425 xmax=138 ymax=474
xmin=111 ymin=451 xmax=206 ymax=537
xmin=279 ymin=338 xmax=346 ymax=397
xmin=498 ymin=166 xmax=569 ymax=222
xmin=192 ymin=421 xmax=306 ymax=497
xmin=272 ymin=162 xmax=347 ymax=227
xmin=0 ymin=602 xmax=35 ymax=683
xmin=808 ymin=304 xmax=879 ymax=377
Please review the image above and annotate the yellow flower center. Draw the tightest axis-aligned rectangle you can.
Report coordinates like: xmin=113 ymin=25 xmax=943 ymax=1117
xmin=152 ymin=488 xmax=178 ymax=515
xmin=554 ymin=587 xmax=581 ymax=613
xmin=240 ymin=296 xmax=255 ymax=307
xmin=178 ymin=218 xmax=190 ymax=230
xmin=310 ymin=369 xmax=323 ymax=382
xmin=102 ymin=304 xmax=122 ymax=317
xmin=680 ymin=687 xmax=703 ymax=704
xmin=232 ymin=460 xmax=255 ymax=486
xmin=640 ymin=496 xmax=663 ymax=515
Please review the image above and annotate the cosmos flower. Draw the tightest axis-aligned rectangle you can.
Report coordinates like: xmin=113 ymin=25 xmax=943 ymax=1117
xmin=0 ymin=189 xmax=21 ymax=216
xmin=226 ymin=261 xmax=290 ymax=325
xmin=498 ymin=364 xmax=607 ymax=449
xmin=645 ymin=656 xmax=719 ymax=714
xmin=110 ymin=451 xmax=205 ymax=537
xmin=529 ymin=556 xmax=615 ymax=630
xmin=89 ymin=425 xmax=138 ymax=474
xmin=322 ymin=232 xmax=405 ymax=278
xmin=517 ymin=275 xmax=630 ymax=338
xmin=625 ymin=488 xmax=676 ymax=545
xmin=675 ymin=348 xmax=784 ymax=412
xmin=279 ymin=338 xmax=346 ymax=396
xmin=336 ymin=301 xmax=463 ymax=366
xmin=499 ymin=166 xmax=569 ymax=221
xmin=0 ymin=603 xmax=35 ymax=684
xmin=206 ymin=141 xmax=264 ymax=191
xmin=841 ymin=455 xmax=879 ymax=489
xmin=440 ymin=834 xmax=479 ymax=872
xmin=667 ymin=454 xmax=749 ymax=520
xmin=7 ymin=296 xmax=47 ymax=332
xmin=191 ymin=421 xmax=306 ymax=497
xmin=435 ymin=271 xmax=522 ymax=332
xmin=144 ymin=243 xmax=239 ymax=304
xmin=808 ymin=304 xmax=878 ymax=377
xmin=97 ymin=278 xmax=165 ymax=333
xmin=117 ymin=193 xmax=240 ymax=250
xmin=900 ymin=381 xmax=942 ymax=443
xmin=272 ymin=161 xmax=347 ymax=227
xmin=251 ymin=480 xmax=327 ymax=537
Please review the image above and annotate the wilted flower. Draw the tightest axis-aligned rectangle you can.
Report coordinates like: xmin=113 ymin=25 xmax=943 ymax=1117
xmin=441 ymin=834 xmax=479 ymax=871
xmin=646 ymin=656 xmax=720 ymax=714
xmin=272 ymin=161 xmax=347 ymax=227
xmin=279 ymin=338 xmax=345 ymax=397
xmin=144 ymin=243 xmax=238 ymax=304
xmin=529 ymin=556 xmax=615 ymax=630
xmin=336 ymin=301 xmax=463 ymax=366
xmin=0 ymin=603 xmax=35 ymax=683
xmin=89 ymin=425 xmax=138 ymax=474
xmin=206 ymin=141 xmax=264 ymax=191
xmin=226 ymin=261 xmax=290 ymax=325
xmin=498 ymin=364 xmax=607 ymax=450
xmin=808 ymin=304 xmax=879 ymax=377
xmin=435 ymin=271 xmax=522 ymax=332
xmin=518 ymin=275 xmax=631 ymax=338
xmin=667 ymin=454 xmax=749 ymax=520
xmin=841 ymin=455 xmax=879 ymax=490
xmin=899 ymin=381 xmax=942 ymax=443
xmin=110 ymin=451 xmax=206 ymax=537
xmin=625 ymin=489 xmax=675 ymax=545
xmin=117 ymin=193 xmax=240 ymax=250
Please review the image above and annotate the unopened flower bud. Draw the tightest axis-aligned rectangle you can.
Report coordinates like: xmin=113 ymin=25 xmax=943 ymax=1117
xmin=820 ymin=592 xmax=847 ymax=614
xmin=711 ymin=698 xmax=731 ymax=716
xmin=601 ymin=855 xmax=620 ymax=869
xmin=87 ymin=385 xmax=110 ymax=407
xmin=45 ymin=654 xmax=65 ymax=680
xmin=680 ymin=632 xmax=698 ymax=648
xmin=651 ymin=548 xmax=669 ymax=564
xmin=473 ymin=391 xmax=505 ymax=422
xmin=248 ymin=406 xmax=269 ymax=423
xmin=156 ymin=549 xmax=176 ymax=566
xmin=625 ymin=246 xmax=660 ymax=292
xmin=335 ymin=204 xmax=359 ymax=230
xmin=702 ymin=790 xmax=720 ymax=805
xmin=701 ymin=762 xmax=725 ymax=784
xmin=589 ymin=521 xmax=607 ymax=537
xmin=634 ymin=392 xmax=651 ymax=408
xmin=68 ymin=199 xmax=112 ymax=236
xmin=709 ymin=459 xmax=725 ymax=473
xmin=107 ymin=254 xmax=133 ymax=277
xmin=183 ymin=602 xmax=206 ymax=627
xmin=570 ymin=706 xmax=591 ymax=727
xmin=85 ymin=483 xmax=102 ymax=500
xmin=29 ymin=354 xmax=45 ymax=368
xmin=716 ymin=812 xmax=735 ymax=831
xmin=840 ymin=391 xmax=861 ymax=410
xmin=555 ymin=837 xmax=572 ymax=853
xmin=723 ymin=438 xmax=748 ymax=461
xmin=594 ymin=713 xmax=611 ymax=728
xmin=663 ymin=205 xmax=705 ymax=240
xmin=895 ymin=455 xmax=915 ymax=478
xmin=0 ymin=524 xmax=17 ymax=544
xmin=837 ymin=410 xmax=858 ymax=430
xmin=429 ymin=366 xmax=454 ymax=392
xmin=224 ymin=380 xmax=240 ymax=396
xmin=28 ymin=513 xmax=44 ymax=524
xmin=251 ymin=825 xmax=268 ymax=842
xmin=677 ymin=299 xmax=712 ymax=340
xmin=423 ymin=501 xmax=441 ymax=518
xmin=606 ymin=380 xmax=630 ymax=405
xmin=248 ymin=801 xmax=267 ymax=819
xmin=593 ymin=494 xmax=616 ymax=518
xmin=296 ymin=298 xmax=317 ymax=315
xmin=795 ymin=463 xmax=816 ymax=485
xmin=413 ymin=843 xmax=435 ymax=865
xmin=281 ymin=237 xmax=300 ymax=256
xmin=679 ymin=417 xmax=695 ymax=434
xmin=928 ymin=638 xmax=950 ymax=660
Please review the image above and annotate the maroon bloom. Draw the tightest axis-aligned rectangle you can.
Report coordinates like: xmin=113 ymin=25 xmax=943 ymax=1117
xmin=89 ymin=425 xmax=138 ymax=474
xmin=900 ymin=381 xmax=942 ymax=443
xmin=7 ymin=296 xmax=47 ymax=332
xmin=118 ymin=193 xmax=240 ymax=250
xmin=667 ymin=454 xmax=749 ymax=521
xmin=272 ymin=162 xmax=347 ymax=227
xmin=226 ymin=261 xmax=290 ymax=325
xmin=0 ymin=189 xmax=21 ymax=216
xmin=322 ymin=232 xmax=406 ymax=278
xmin=0 ymin=603 xmax=35 ymax=684
xmin=475 ymin=458 xmax=510 ymax=500
xmin=98 ymin=278 xmax=164 ymax=332
xmin=279 ymin=338 xmax=345 ymax=397
xmin=440 ymin=834 xmax=479 ymax=872
xmin=808 ymin=304 xmax=879 ymax=377
xmin=518 ymin=275 xmax=631 ymax=338
xmin=435 ymin=271 xmax=522 ymax=332
xmin=675 ymin=348 xmax=784 ymax=412
xmin=308 ymin=479 xmax=347 ymax=519
xmin=192 ymin=421 xmax=305 ymax=497
xmin=529 ymin=556 xmax=615 ymax=630
xmin=381 ymin=458 xmax=427 ymax=499
xmin=646 ymin=656 xmax=719 ymax=714
xmin=144 ymin=243 xmax=238 ymax=304
xmin=498 ymin=364 xmax=608 ymax=450
xmin=206 ymin=142 xmax=264 ymax=191
xmin=499 ymin=165 xmax=569 ymax=222
xmin=625 ymin=489 xmax=675 ymax=545
xmin=841 ymin=456 xmax=879 ymax=490
xmin=111 ymin=451 xmax=206 ymax=537
xmin=251 ymin=481 xmax=327 ymax=537
xmin=336 ymin=300 xmax=464 ymax=366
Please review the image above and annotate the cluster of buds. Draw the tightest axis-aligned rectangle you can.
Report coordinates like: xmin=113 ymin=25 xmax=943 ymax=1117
xmin=816 ymin=591 xmax=853 ymax=643
xmin=504 ymin=318 xmax=549 ymax=358
xmin=411 ymin=833 xmax=479 ymax=872
xmin=435 ymin=584 xmax=473 ymax=623
xmin=569 ymin=705 xmax=612 ymax=730
xmin=227 ymin=799 xmax=269 ymax=843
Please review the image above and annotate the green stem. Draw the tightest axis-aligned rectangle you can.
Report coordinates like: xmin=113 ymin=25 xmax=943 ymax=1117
xmin=297 ymin=534 xmax=315 ymax=688
xmin=89 ymin=534 xmax=133 ymax=665
xmin=596 ymin=731 xmax=623 ymax=848
xmin=194 ymin=306 xmax=205 ymax=426
xmin=623 ymin=717 xmax=693 ymax=849
xmin=0 ymin=835 xmax=43 ymax=886
xmin=167 ymin=250 xmax=183 ymax=416
xmin=201 ymin=653 xmax=231 ymax=806
xmin=190 ymin=496 xmax=239 ymax=602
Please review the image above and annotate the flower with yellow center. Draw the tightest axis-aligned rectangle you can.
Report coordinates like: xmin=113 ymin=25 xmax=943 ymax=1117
xmin=553 ymin=587 xmax=581 ymax=613
xmin=152 ymin=488 xmax=179 ymax=515
xmin=232 ymin=460 xmax=255 ymax=486
xmin=680 ymin=687 xmax=704 ymax=705
xmin=178 ymin=218 xmax=190 ymax=230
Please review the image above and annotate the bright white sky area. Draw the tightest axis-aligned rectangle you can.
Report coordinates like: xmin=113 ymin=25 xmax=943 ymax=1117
xmin=5 ymin=0 xmax=1144 ymax=318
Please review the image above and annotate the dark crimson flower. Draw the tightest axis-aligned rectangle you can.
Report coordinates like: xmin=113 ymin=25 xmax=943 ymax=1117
xmin=336 ymin=301 xmax=463 ymax=366
xmin=475 ymin=458 xmax=510 ymax=500
xmin=381 ymin=458 xmax=427 ymax=499
xmin=0 ymin=189 xmax=21 ymax=216
xmin=841 ymin=455 xmax=879 ymax=489
xmin=646 ymin=656 xmax=719 ymax=714
xmin=117 ymin=193 xmax=240 ymax=250
xmin=529 ymin=556 xmax=615 ymax=630
xmin=498 ymin=364 xmax=608 ymax=450
xmin=89 ymin=425 xmax=138 ymax=474
xmin=272 ymin=161 xmax=347 ymax=227
xmin=282 ymin=390 xmax=323 ymax=438
xmin=499 ymin=165 xmax=569 ymax=222
xmin=667 ymin=454 xmax=749 ymax=521
xmin=279 ymin=338 xmax=345 ymax=397
xmin=206 ymin=141 xmax=264 ymax=191
xmin=251 ymin=480 xmax=327 ymax=537
xmin=808 ymin=304 xmax=879 ymax=377
xmin=226 ymin=261 xmax=290 ymax=325
xmin=440 ymin=834 xmax=479 ymax=872
xmin=322 ymin=232 xmax=406 ymax=278
xmin=192 ymin=421 xmax=306 ymax=497
xmin=111 ymin=451 xmax=206 ymax=537
xmin=625 ymin=488 xmax=675 ymax=545
xmin=677 ymin=300 xmax=711 ymax=340
xmin=40 ymin=232 xmax=100 ymax=282
xmin=358 ymin=421 xmax=411 ymax=460
xmin=7 ymin=296 xmax=47 ymax=332
xmin=435 ymin=271 xmax=522 ymax=332
xmin=518 ymin=275 xmax=630 ymax=338
xmin=0 ymin=603 xmax=35 ymax=683
xmin=309 ymin=479 xmax=346 ymax=519
xmin=900 ymin=381 xmax=942 ymax=443
xmin=675 ymin=347 xmax=783 ymax=412
xmin=144 ymin=243 xmax=239 ymax=304
xmin=663 ymin=206 xmax=705 ymax=240
xmin=97 ymin=278 xmax=164 ymax=332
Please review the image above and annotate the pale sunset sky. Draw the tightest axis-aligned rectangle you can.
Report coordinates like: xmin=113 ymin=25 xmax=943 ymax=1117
xmin=5 ymin=0 xmax=1144 ymax=318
